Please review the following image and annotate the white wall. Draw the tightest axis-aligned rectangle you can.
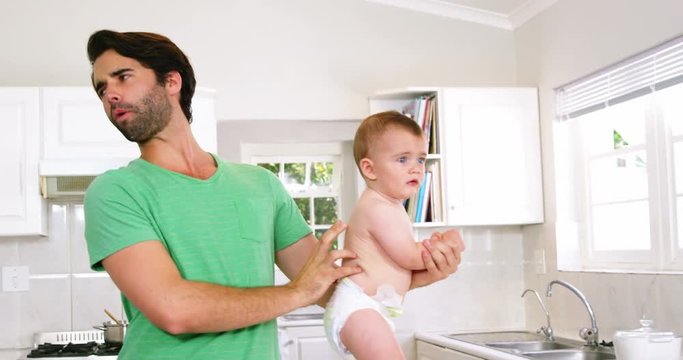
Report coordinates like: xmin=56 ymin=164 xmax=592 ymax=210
xmin=515 ymin=0 xmax=683 ymax=342
xmin=0 ymin=0 xmax=516 ymax=121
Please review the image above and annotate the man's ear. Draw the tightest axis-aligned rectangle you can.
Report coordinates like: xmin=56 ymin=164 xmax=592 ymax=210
xmin=359 ymin=158 xmax=377 ymax=181
xmin=164 ymin=71 xmax=182 ymax=96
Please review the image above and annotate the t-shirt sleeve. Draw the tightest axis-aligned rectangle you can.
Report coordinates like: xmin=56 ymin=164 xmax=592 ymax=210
xmin=84 ymin=173 xmax=160 ymax=271
xmin=267 ymin=172 xmax=312 ymax=252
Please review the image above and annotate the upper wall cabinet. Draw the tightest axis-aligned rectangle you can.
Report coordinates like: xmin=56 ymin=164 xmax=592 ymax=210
xmin=41 ymin=87 xmax=139 ymax=161
xmin=369 ymin=87 xmax=543 ymax=226
xmin=0 ymin=87 xmax=217 ymax=237
xmin=41 ymin=87 xmax=217 ymax=162
xmin=0 ymin=88 xmax=46 ymax=236
xmin=441 ymin=87 xmax=543 ymax=225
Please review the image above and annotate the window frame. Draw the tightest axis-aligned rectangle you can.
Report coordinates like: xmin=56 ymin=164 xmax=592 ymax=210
xmin=241 ymin=142 xmax=344 ymax=237
xmin=556 ymin=84 xmax=683 ymax=273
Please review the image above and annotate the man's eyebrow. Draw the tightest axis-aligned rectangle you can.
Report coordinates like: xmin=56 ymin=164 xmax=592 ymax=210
xmin=111 ymin=68 xmax=132 ymax=77
xmin=93 ymin=68 xmax=133 ymax=94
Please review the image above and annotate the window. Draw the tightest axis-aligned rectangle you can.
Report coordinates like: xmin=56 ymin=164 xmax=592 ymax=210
xmin=242 ymin=143 xmax=343 ymax=247
xmin=555 ymin=36 xmax=683 ymax=272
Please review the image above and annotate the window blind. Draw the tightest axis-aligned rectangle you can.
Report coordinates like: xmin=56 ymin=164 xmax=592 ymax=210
xmin=556 ymin=34 xmax=683 ymax=120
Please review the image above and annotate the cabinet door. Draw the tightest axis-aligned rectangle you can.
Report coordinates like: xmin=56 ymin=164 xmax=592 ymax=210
xmin=279 ymin=325 xmax=341 ymax=360
xmin=442 ymin=88 xmax=543 ymax=225
xmin=0 ymin=88 xmax=46 ymax=236
xmin=416 ymin=341 xmax=484 ymax=360
xmin=298 ymin=336 xmax=339 ymax=360
xmin=41 ymin=87 xmax=217 ymax=159
xmin=41 ymin=87 xmax=139 ymax=160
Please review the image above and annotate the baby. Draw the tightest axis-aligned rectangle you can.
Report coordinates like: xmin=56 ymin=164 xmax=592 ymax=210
xmin=325 ymin=110 xmax=430 ymax=359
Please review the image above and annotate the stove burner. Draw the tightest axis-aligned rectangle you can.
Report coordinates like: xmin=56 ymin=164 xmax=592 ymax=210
xmin=27 ymin=342 xmax=122 ymax=358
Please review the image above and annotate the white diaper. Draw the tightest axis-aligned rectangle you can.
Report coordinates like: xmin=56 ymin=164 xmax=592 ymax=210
xmin=324 ymin=278 xmax=404 ymax=357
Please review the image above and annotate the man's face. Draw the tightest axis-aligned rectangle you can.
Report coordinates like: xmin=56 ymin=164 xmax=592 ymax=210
xmin=92 ymin=49 xmax=172 ymax=143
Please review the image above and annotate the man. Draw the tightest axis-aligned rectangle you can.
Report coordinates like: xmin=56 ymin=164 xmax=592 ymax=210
xmin=84 ymin=30 xmax=464 ymax=359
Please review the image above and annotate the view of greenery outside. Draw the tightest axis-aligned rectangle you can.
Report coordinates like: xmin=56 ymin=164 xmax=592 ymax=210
xmin=257 ymin=161 xmax=339 ymax=249
xmin=314 ymin=197 xmax=337 ymax=224
xmin=258 ymin=163 xmax=279 ymax=175
xmin=311 ymin=162 xmax=333 ymax=186
xmin=294 ymin=198 xmax=311 ymax=225
xmin=284 ymin=162 xmax=306 ymax=186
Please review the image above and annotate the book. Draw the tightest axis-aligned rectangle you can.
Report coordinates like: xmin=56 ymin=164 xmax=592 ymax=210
xmin=419 ymin=171 xmax=433 ymax=222
xmin=428 ymin=163 xmax=442 ymax=222
xmin=402 ymin=98 xmax=419 ymax=120
xmin=414 ymin=178 xmax=426 ymax=222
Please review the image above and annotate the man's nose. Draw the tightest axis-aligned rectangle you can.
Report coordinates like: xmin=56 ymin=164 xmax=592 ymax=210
xmin=104 ymin=90 xmax=121 ymax=104
xmin=103 ymin=88 xmax=121 ymax=104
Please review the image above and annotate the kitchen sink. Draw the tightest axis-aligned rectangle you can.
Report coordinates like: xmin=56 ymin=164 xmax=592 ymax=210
xmin=485 ymin=340 xmax=574 ymax=352
xmin=522 ymin=349 xmax=616 ymax=360
xmin=443 ymin=331 xmax=615 ymax=359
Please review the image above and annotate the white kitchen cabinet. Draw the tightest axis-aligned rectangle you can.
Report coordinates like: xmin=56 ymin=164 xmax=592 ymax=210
xmin=417 ymin=340 xmax=485 ymax=360
xmin=41 ymin=86 xmax=217 ymax=161
xmin=369 ymin=87 xmax=543 ymax=226
xmin=279 ymin=324 xmax=339 ymax=360
xmin=41 ymin=87 xmax=139 ymax=161
xmin=0 ymin=86 xmax=217 ymax=236
xmin=279 ymin=323 xmax=416 ymax=360
xmin=441 ymin=88 xmax=543 ymax=225
xmin=0 ymin=88 xmax=47 ymax=236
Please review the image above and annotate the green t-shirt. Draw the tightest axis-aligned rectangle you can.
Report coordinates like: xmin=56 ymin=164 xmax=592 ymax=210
xmin=84 ymin=154 xmax=311 ymax=360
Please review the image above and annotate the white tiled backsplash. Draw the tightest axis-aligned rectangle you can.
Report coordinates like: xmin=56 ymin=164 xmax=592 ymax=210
xmin=0 ymin=203 xmax=528 ymax=360
xmin=0 ymin=203 xmax=122 ymax=360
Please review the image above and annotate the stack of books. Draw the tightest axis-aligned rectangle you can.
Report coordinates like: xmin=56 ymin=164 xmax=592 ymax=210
xmin=401 ymin=95 xmax=443 ymax=223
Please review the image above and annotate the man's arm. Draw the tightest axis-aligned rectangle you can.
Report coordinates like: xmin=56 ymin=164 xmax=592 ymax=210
xmin=102 ymin=222 xmax=359 ymax=334
xmin=410 ymin=229 xmax=464 ymax=290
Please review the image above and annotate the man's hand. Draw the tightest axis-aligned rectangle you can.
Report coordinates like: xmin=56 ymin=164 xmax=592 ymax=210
xmin=285 ymin=221 xmax=362 ymax=306
xmin=410 ymin=229 xmax=464 ymax=289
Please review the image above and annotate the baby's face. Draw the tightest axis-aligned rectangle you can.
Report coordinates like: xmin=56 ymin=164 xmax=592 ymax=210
xmin=367 ymin=126 xmax=427 ymax=200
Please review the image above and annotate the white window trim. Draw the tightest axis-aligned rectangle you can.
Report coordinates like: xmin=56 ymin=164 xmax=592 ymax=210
xmin=556 ymin=87 xmax=683 ymax=274
xmin=240 ymin=142 xmax=344 ymax=234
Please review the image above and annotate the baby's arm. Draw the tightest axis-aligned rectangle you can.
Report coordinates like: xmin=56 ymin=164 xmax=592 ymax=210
xmin=367 ymin=203 xmax=426 ymax=270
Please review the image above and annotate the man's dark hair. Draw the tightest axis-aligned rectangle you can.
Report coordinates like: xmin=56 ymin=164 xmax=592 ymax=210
xmin=87 ymin=30 xmax=197 ymax=123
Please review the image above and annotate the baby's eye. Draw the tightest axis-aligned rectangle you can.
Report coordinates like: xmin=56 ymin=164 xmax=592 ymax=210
xmin=398 ymin=156 xmax=408 ymax=164
xmin=418 ymin=157 xmax=426 ymax=165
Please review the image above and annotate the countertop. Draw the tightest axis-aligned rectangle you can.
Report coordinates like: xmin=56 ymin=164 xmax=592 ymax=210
xmin=416 ymin=331 xmax=528 ymax=360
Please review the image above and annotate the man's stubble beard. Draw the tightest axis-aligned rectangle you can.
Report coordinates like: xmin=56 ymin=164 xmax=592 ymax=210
xmin=111 ymin=85 xmax=173 ymax=143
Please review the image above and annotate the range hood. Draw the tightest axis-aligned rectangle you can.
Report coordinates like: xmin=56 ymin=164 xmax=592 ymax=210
xmin=39 ymin=158 xmax=133 ymax=199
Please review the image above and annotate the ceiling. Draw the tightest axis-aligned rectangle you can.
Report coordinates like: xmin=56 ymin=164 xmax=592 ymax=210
xmin=366 ymin=0 xmax=558 ymax=30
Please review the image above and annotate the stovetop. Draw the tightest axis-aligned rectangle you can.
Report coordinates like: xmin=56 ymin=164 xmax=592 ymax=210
xmin=24 ymin=342 xmax=121 ymax=358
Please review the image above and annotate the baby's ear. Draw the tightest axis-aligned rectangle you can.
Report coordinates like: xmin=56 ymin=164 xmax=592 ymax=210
xmin=359 ymin=158 xmax=377 ymax=180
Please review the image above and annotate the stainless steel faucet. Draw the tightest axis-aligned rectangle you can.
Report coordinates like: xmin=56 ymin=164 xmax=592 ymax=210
xmin=521 ymin=289 xmax=554 ymax=341
xmin=546 ymin=280 xmax=599 ymax=346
